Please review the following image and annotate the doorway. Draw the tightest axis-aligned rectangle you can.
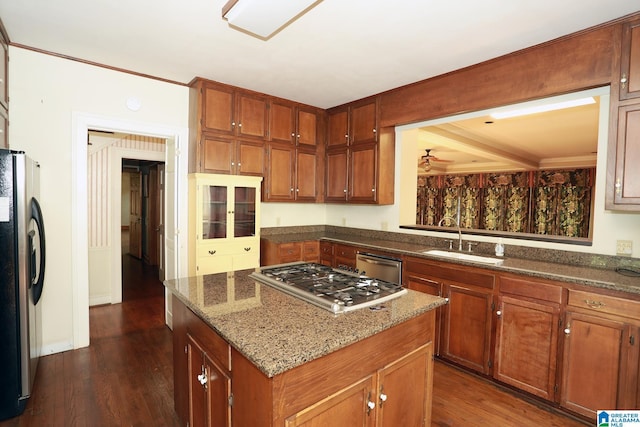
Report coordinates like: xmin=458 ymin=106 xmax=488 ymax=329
xmin=121 ymin=159 xmax=166 ymax=301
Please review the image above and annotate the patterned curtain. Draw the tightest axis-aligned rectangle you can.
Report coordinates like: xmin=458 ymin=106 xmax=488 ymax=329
xmin=416 ymin=168 xmax=593 ymax=238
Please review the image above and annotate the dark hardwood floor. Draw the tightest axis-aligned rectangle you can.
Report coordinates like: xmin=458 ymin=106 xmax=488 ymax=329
xmin=0 ymin=254 xmax=181 ymax=427
xmin=1 ymin=253 xmax=589 ymax=426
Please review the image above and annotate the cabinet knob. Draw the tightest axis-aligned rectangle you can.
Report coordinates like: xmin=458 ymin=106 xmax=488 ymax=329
xmin=244 ymin=247 xmax=251 ymax=251
xmin=615 ymin=178 xmax=622 ymax=196
xmin=208 ymin=250 xmax=216 ymax=255
xmin=197 ymin=372 xmax=208 ymax=386
xmin=621 ymin=73 xmax=628 ymax=89
xmin=379 ymin=393 xmax=387 ymax=405
xmin=373 ymin=128 xmax=376 ymax=133
xmin=564 ymin=328 xmax=571 ymax=335
xmin=291 ymin=132 xmax=295 ymax=137
xmin=367 ymin=400 xmax=375 ymax=411
xmin=238 ymin=123 xmax=242 ymax=128
xmin=496 ymin=310 xmax=502 ymax=317
xmin=231 ymin=121 xmax=236 ymax=127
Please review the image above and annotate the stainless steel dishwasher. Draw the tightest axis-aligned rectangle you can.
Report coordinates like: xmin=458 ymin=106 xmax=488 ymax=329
xmin=355 ymin=252 xmax=402 ymax=284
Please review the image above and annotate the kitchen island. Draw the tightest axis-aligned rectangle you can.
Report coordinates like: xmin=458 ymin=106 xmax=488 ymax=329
xmin=165 ymin=267 xmax=446 ymax=427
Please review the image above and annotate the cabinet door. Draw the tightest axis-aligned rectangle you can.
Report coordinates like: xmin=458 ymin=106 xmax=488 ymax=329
xmin=295 ymin=149 xmax=317 ymax=201
xmin=237 ymin=92 xmax=268 ymax=139
xmin=236 ymin=140 xmax=264 ymax=176
xmin=319 ymin=241 xmax=334 ymax=266
xmin=405 ymin=275 xmax=442 ymax=355
xmin=611 ymin=103 xmax=640 ymax=205
xmin=325 ymin=149 xmax=348 ymax=202
xmin=561 ymin=311 xmax=629 ymax=419
xmin=204 ymin=352 xmax=231 ymax=427
xmin=494 ymin=295 xmax=560 ymax=401
xmin=200 ymin=183 xmax=228 ymax=240
xmin=187 ymin=335 xmax=207 ymax=427
xmin=441 ymin=284 xmax=493 ymax=374
xmin=377 ymin=343 xmax=433 ymax=427
xmin=296 ymin=108 xmax=318 ymax=147
xmin=350 ymin=144 xmax=377 ymax=202
xmin=202 ymin=135 xmax=234 ymax=174
xmin=302 ymin=240 xmax=320 ymax=262
xmin=620 ymin=19 xmax=640 ymax=100
xmin=270 ymin=101 xmax=295 ymax=143
xmin=328 ymin=109 xmax=349 ymax=147
xmin=233 ymin=185 xmax=257 ymax=238
xmin=203 ymin=85 xmax=235 ymax=135
xmin=350 ymin=100 xmax=377 ymax=145
xmin=265 ymin=143 xmax=295 ymax=201
xmin=284 ymin=375 xmax=375 ymax=427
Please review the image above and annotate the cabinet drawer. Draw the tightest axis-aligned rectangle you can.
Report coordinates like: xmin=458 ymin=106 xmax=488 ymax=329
xmin=303 ymin=241 xmax=320 ymax=259
xmin=334 ymin=244 xmax=357 ymax=260
xmin=499 ymin=275 xmax=562 ymax=303
xmin=278 ymin=242 xmax=303 ymax=262
xmin=567 ymin=289 xmax=640 ymax=320
xmin=320 ymin=241 xmax=334 ymax=256
xmin=233 ymin=252 xmax=260 ymax=271
xmin=405 ymin=256 xmax=495 ymax=290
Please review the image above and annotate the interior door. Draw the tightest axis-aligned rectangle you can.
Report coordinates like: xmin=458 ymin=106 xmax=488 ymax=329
xmin=129 ymin=171 xmax=142 ymax=259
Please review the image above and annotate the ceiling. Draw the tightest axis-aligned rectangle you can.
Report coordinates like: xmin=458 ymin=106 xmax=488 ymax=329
xmin=415 ymin=94 xmax=601 ymax=175
xmin=0 ymin=1 xmax=637 ymax=110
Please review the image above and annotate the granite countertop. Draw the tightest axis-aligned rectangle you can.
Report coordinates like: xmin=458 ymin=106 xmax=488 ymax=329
xmin=164 ymin=269 xmax=446 ymax=378
xmin=262 ymin=232 xmax=640 ymax=296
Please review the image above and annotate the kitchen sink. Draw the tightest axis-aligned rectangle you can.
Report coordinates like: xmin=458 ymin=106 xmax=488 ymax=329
xmin=423 ymin=249 xmax=504 ymax=265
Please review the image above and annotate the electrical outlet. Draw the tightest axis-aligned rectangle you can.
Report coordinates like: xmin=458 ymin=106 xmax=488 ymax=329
xmin=381 ymin=221 xmax=388 ymax=231
xmin=616 ymin=240 xmax=633 ymax=256
xmin=341 ymin=217 xmax=346 ymax=226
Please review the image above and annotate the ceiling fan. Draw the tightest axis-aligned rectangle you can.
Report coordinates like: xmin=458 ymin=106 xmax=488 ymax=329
xmin=418 ymin=149 xmax=452 ymax=172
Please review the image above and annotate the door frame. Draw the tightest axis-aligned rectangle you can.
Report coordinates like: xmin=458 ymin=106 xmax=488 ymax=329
xmin=72 ymin=112 xmax=188 ymax=349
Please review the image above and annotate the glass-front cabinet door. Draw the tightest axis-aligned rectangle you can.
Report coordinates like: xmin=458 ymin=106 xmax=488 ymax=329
xmin=202 ymin=184 xmax=228 ymax=239
xmin=234 ymin=186 xmax=257 ymax=238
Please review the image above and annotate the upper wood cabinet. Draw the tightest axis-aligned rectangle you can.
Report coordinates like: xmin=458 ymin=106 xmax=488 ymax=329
xmin=327 ymin=97 xmax=378 ymax=147
xmin=607 ymin=19 xmax=640 ymax=210
xmin=200 ymin=134 xmax=263 ymax=176
xmin=264 ymin=143 xmax=318 ymax=202
xmin=325 ymin=112 xmax=394 ymax=205
xmin=199 ymin=81 xmax=268 ymax=140
xmin=269 ymin=100 xmax=321 ymax=146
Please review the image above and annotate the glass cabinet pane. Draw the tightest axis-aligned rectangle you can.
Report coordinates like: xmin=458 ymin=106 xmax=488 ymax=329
xmin=234 ymin=186 xmax=256 ymax=238
xmin=202 ymin=185 xmax=227 ymax=239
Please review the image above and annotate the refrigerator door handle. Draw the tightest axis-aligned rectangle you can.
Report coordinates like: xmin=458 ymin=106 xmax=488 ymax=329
xmin=30 ymin=197 xmax=46 ymax=305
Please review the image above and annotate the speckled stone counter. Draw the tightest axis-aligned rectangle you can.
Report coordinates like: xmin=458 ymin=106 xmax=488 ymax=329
xmin=262 ymin=229 xmax=640 ymax=296
xmin=164 ymin=269 xmax=446 ymax=378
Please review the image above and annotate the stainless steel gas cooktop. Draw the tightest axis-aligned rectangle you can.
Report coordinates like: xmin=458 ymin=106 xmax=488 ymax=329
xmin=250 ymin=262 xmax=407 ymax=314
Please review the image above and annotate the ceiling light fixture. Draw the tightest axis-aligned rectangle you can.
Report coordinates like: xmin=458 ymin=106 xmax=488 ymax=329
xmin=222 ymin=0 xmax=320 ymax=39
xmin=489 ymin=97 xmax=596 ymax=119
xmin=422 ymin=159 xmax=432 ymax=172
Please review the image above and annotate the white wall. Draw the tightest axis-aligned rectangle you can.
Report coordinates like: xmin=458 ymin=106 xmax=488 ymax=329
xmin=8 ymin=47 xmax=189 ymax=354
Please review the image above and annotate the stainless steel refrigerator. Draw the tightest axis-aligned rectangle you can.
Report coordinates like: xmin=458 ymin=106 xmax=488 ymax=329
xmin=0 ymin=149 xmax=46 ymax=420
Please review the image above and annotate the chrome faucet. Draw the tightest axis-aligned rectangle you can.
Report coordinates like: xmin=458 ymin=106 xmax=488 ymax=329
xmin=438 ymin=216 xmax=463 ymax=251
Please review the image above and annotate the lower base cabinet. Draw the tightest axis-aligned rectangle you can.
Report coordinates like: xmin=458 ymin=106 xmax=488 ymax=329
xmin=561 ymin=288 xmax=640 ymax=419
xmin=285 ymin=344 xmax=433 ymax=427
xmin=173 ymin=296 xmax=436 ymax=427
xmin=187 ymin=333 xmax=231 ymax=427
xmin=493 ymin=275 xmax=562 ymax=402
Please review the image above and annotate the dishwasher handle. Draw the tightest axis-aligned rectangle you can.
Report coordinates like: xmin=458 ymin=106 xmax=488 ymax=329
xmin=358 ymin=257 xmax=401 ymax=268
